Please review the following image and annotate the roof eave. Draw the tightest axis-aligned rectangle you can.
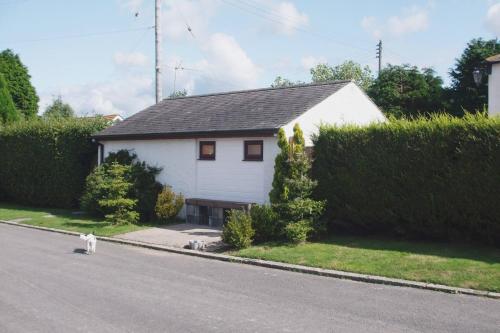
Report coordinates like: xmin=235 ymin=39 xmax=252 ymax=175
xmin=92 ymin=128 xmax=279 ymax=141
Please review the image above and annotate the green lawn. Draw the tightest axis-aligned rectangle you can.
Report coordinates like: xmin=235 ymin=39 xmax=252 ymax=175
xmin=0 ymin=202 xmax=150 ymax=236
xmin=231 ymin=236 xmax=500 ymax=292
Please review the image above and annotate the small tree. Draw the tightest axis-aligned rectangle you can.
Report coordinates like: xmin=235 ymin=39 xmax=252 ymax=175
xmin=271 ymin=124 xmax=326 ymax=241
xmin=43 ymin=96 xmax=75 ymax=118
xmin=0 ymin=73 xmax=20 ymax=124
xmin=168 ymin=89 xmax=188 ymax=99
xmin=270 ymin=76 xmax=304 ymax=88
xmin=98 ymin=163 xmax=139 ymax=225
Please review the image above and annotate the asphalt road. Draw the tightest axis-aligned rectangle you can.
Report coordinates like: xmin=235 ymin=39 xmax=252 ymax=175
xmin=1 ymin=223 xmax=499 ymax=333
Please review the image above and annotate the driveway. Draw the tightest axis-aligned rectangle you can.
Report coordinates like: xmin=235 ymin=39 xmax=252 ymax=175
xmin=0 ymin=223 xmax=499 ymax=333
xmin=116 ymin=223 xmax=223 ymax=250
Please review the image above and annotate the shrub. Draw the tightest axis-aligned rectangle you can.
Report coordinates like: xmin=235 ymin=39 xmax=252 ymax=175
xmin=222 ymin=210 xmax=255 ymax=249
xmin=105 ymin=150 xmax=162 ymax=221
xmin=250 ymin=204 xmax=279 ymax=243
xmin=80 ymin=166 xmax=110 ymax=216
xmin=97 ymin=163 xmax=139 ymax=225
xmin=284 ymin=220 xmax=312 ymax=244
xmin=312 ymin=113 xmax=500 ymax=245
xmin=0 ymin=117 xmax=108 ymax=208
xmin=155 ymin=186 xmax=184 ymax=223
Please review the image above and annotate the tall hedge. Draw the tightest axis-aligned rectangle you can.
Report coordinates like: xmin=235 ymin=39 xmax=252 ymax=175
xmin=312 ymin=114 xmax=500 ymax=245
xmin=0 ymin=117 xmax=108 ymax=208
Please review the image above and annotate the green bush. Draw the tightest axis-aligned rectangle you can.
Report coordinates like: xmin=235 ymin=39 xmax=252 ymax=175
xmin=284 ymin=220 xmax=312 ymax=244
xmin=0 ymin=117 xmax=108 ymax=208
xmin=155 ymin=186 xmax=184 ymax=223
xmin=222 ymin=210 xmax=255 ymax=249
xmin=312 ymin=113 xmax=500 ymax=245
xmin=80 ymin=166 xmax=111 ymax=216
xmin=98 ymin=163 xmax=139 ymax=225
xmin=250 ymin=204 xmax=279 ymax=243
xmin=105 ymin=150 xmax=162 ymax=221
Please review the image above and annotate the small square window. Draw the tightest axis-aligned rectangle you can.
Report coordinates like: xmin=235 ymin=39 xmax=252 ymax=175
xmin=244 ymin=140 xmax=263 ymax=161
xmin=199 ymin=141 xmax=215 ymax=160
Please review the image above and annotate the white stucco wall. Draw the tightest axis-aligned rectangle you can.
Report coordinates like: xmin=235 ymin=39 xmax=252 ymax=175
xmin=101 ymin=137 xmax=279 ymax=216
xmin=282 ymin=82 xmax=386 ymax=146
xmin=489 ymin=63 xmax=500 ymax=117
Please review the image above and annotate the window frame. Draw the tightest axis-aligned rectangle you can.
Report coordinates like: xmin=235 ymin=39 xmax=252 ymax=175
xmin=243 ymin=140 xmax=264 ymax=161
xmin=199 ymin=141 xmax=216 ymax=160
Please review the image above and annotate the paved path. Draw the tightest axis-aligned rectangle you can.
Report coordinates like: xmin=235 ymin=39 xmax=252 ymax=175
xmin=0 ymin=223 xmax=498 ymax=333
xmin=116 ymin=223 xmax=222 ymax=249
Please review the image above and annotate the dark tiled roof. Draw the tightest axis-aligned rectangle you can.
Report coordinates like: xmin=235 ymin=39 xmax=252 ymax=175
xmin=93 ymin=81 xmax=351 ymax=140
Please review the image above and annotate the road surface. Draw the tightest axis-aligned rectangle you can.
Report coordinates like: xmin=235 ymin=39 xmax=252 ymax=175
xmin=0 ymin=223 xmax=498 ymax=333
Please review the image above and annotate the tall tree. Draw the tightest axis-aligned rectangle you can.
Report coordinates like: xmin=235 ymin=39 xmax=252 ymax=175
xmin=310 ymin=61 xmax=374 ymax=90
xmin=368 ymin=64 xmax=445 ymax=118
xmin=0 ymin=49 xmax=39 ymax=118
xmin=43 ymin=96 xmax=75 ymax=118
xmin=0 ymin=73 xmax=20 ymax=124
xmin=449 ymin=38 xmax=500 ymax=115
xmin=269 ymin=128 xmax=290 ymax=204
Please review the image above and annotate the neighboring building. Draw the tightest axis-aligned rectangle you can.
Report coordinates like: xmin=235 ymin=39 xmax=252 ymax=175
xmin=103 ymin=114 xmax=124 ymax=124
xmin=92 ymin=81 xmax=385 ymax=226
xmin=487 ymin=54 xmax=500 ymax=117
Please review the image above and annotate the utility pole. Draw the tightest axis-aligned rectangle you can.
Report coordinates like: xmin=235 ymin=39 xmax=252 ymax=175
xmin=155 ymin=0 xmax=162 ymax=103
xmin=376 ymin=40 xmax=382 ymax=77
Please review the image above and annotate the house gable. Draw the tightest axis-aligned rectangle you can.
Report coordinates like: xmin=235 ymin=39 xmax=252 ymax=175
xmin=282 ymin=82 xmax=386 ymax=146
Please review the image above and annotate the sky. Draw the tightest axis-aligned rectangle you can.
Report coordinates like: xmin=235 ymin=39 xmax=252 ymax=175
xmin=0 ymin=0 xmax=499 ymax=117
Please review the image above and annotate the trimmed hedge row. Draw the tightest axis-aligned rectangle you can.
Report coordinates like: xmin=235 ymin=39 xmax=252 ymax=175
xmin=0 ymin=118 xmax=108 ymax=208
xmin=312 ymin=114 xmax=500 ymax=245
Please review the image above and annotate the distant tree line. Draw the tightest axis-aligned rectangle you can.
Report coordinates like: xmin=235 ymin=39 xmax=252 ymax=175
xmin=272 ymin=38 xmax=500 ymax=118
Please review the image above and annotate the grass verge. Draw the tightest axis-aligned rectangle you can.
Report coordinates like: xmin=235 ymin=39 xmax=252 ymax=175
xmin=231 ymin=235 xmax=500 ymax=292
xmin=0 ymin=202 xmax=150 ymax=237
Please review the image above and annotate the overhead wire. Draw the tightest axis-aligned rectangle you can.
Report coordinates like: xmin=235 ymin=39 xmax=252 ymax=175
xmin=1 ymin=26 xmax=154 ymax=45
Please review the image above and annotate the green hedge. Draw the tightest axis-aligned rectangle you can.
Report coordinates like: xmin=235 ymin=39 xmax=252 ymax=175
xmin=312 ymin=114 xmax=500 ymax=245
xmin=0 ymin=118 xmax=108 ymax=208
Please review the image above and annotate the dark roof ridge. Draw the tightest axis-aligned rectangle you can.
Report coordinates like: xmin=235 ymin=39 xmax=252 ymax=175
xmin=162 ymin=80 xmax=353 ymax=102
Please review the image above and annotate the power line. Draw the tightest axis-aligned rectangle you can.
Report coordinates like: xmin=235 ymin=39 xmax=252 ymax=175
xmin=1 ymin=26 xmax=154 ymax=44
xmin=220 ymin=0 xmax=373 ymax=57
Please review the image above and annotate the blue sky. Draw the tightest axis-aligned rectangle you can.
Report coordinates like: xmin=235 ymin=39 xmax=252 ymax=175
xmin=1 ymin=0 xmax=499 ymax=116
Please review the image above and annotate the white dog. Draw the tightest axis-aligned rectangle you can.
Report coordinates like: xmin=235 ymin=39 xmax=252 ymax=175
xmin=80 ymin=233 xmax=97 ymax=254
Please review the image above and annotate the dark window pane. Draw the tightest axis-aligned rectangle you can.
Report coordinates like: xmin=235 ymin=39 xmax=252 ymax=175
xmin=200 ymin=141 xmax=215 ymax=160
xmin=244 ymin=140 xmax=263 ymax=161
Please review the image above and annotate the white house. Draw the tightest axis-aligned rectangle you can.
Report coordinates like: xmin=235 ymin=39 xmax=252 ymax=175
xmin=487 ymin=54 xmax=500 ymax=116
xmin=93 ymin=81 xmax=385 ymax=226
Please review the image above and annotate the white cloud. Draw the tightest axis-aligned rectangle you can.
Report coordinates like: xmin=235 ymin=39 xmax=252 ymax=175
xmin=361 ymin=16 xmax=382 ymax=39
xmin=271 ymin=1 xmax=309 ymax=35
xmin=193 ymin=33 xmax=261 ymax=92
xmin=300 ymin=55 xmax=327 ymax=70
xmin=113 ymin=52 xmax=148 ymax=67
xmin=39 ymin=75 xmax=154 ymax=117
xmin=387 ymin=6 xmax=429 ymax=36
xmin=361 ymin=5 xmax=430 ymax=39
xmin=486 ymin=2 xmax=500 ymax=36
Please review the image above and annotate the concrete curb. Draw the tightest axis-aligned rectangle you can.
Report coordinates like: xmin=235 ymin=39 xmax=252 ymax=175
xmin=1 ymin=219 xmax=499 ymax=300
